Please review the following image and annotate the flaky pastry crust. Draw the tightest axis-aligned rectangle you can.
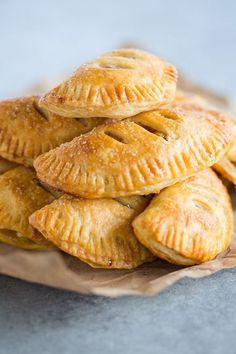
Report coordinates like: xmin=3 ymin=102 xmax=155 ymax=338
xmin=29 ymin=195 xmax=154 ymax=269
xmin=0 ymin=157 xmax=18 ymax=174
xmin=39 ymin=49 xmax=177 ymax=119
xmin=0 ymin=166 xmax=55 ymax=249
xmin=0 ymin=96 xmax=103 ymax=166
xmin=132 ymin=169 xmax=233 ymax=265
xmin=34 ymin=104 xmax=232 ymax=198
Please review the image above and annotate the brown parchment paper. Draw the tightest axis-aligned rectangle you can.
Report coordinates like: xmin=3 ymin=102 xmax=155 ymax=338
xmin=0 ymin=77 xmax=235 ymax=297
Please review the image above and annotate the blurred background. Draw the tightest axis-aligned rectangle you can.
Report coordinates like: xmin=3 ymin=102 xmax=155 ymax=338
xmin=0 ymin=0 xmax=235 ymax=99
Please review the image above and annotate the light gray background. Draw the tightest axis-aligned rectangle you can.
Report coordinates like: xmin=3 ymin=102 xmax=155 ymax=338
xmin=0 ymin=1 xmax=236 ymax=353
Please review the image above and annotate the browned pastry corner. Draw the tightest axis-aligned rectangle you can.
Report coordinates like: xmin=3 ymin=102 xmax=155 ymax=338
xmin=0 ymin=96 xmax=104 ymax=166
xmin=34 ymin=104 xmax=232 ymax=198
xmin=29 ymin=195 xmax=155 ymax=269
xmin=39 ymin=48 xmax=177 ymax=119
xmin=0 ymin=166 xmax=55 ymax=249
xmin=132 ymin=169 xmax=233 ymax=265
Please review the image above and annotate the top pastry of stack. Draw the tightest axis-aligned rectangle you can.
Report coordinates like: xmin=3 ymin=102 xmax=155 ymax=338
xmin=0 ymin=48 xmax=235 ymax=268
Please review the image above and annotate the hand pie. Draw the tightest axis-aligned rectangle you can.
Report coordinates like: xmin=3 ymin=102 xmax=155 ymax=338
xmin=29 ymin=195 xmax=155 ymax=269
xmin=0 ymin=96 xmax=103 ymax=166
xmin=34 ymin=105 xmax=232 ymax=198
xmin=39 ymin=49 xmax=177 ymax=119
xmin=0 ymin=166 xmax=55 ymax=249
xmin=173 ymin=89 xmax=236 ymax=184
xmin=132 ymin=169 xmax=233 ymax=265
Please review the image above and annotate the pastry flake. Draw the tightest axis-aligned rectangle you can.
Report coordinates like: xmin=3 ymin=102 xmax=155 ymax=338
xmin=29 ymin=195 xmax=154 ymax=269
xmin=0 ymin=96 xmax=103 ymax=166
xmin=0 ymin=166 xmax=55 ymax=249
xmin=34 ymin=104 xmax=232 ymax=198
xmin=132 ymin=169 xmax=233 ymax=265
xmin=39 ymin=49 xmax=177 ymax=119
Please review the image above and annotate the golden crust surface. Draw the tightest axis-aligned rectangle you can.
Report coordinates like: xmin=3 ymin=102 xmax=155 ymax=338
xmin=34 ymin=105 xmax=232 ymax=198
xmin=214 ymin=157 xmax=236 ymax=184
xmin=132 ymin=169 xmax=233 ymax=265
xmin=175 ymin=89 xmax=236 ymax=184
xmin=173 ymin=90 xmax=208 ymax=107
xmin=0 ymin=157 xmax=18 ymax=174
xmin=0 ymin=166 xmax=55 ymax=247
xmin=0 ymin=96 xmax=103 ymax=166
xmin=29 ymin=195 xmax=154 ymax=269
xmin=0 ymin=229 xmax=52 ymax=250
xmin=39 ymin=49 xmax=177 ymax=119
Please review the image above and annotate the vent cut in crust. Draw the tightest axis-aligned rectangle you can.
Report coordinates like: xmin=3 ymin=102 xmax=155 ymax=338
xmin=0 ymin=166 xmax=55 ymax=249
xmin=39 ymin=49 xmax=177 ymax=119
xmin=29 ymin=195 xmax=155 ymax=269
xmin=0 ymin=96 xmax=104 ymax=166
xmin=34 ymin=105 xmax=232 ymax=198
xmin=132 ymin=169 xmax=233 ymax=265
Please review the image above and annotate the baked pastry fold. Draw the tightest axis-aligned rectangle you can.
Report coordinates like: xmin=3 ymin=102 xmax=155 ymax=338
xmin=0 ymin=157 xmax=18 ymax=174
xmin=0 ymin=166 xmax=55 ymax=249
xmin=0 ymin=96 xmax=103 ymax=166
xmin=132 ymin=169 xmax=233 ymax=265
xmin=39 ymin=49 xmax=177 ymax=119
xmin=29 ymin=195 xmax=155 ymax=269
xmin=34 ymin=105 xmax=232 ymax=198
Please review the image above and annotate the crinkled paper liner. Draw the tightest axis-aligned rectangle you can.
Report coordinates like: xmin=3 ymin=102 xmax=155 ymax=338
xmin=0 ymin=76 xmax=235 ymax=297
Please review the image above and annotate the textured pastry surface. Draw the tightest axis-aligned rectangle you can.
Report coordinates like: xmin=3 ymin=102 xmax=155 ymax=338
xmin=173 ymin=90 xmax=208 ymax=107
xmin=174 ymin=89 xmax=236 ymax=184
xmin=29 ymin=195 xmax=154 ymax=269
xmin=39 ymin=49 xmax=177 ymax=119
xmin=214 ymin=157 xmax=236 ymax=184
xmin=0 ymin=166 xmax=55 ymax=248
xmin=0 ymin=96 xmax=103 ymax=166
xmin=34 ymin=104 xmax=232 ymax=198
xmin=132 ymin=169 xmax=233 ymax=265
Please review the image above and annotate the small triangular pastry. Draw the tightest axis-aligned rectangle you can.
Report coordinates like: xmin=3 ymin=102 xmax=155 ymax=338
xmin=34 ymin=104 xmax=232 ymax=198
xmin=39 ymin=49 xmax=177 ymax=119
xmin=132 ymin=169 xmax=233 ymax=265
xmin=0 ymin=166 xmax=55 ymax=249
xmin=29 ymin=195 xmax=155 ymax=269
xmin=0 ymin=96 xmax=103 ymax=166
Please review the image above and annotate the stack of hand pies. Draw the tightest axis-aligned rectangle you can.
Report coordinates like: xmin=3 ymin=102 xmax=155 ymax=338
xmin=0 ymin=49 xmax=235 ymax=268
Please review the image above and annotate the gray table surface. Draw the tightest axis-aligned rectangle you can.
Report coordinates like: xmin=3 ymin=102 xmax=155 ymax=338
xmin=1 ymin=1 xmax=236 ymax=353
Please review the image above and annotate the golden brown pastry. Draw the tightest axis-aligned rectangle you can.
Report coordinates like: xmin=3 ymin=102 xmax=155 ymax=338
xmin=29 ymin=195 xmax=154 ymax=269
xmin=173 ymin=90 xmax=208 ymax=107
xmin=173 ymin=89 xmax=236 ymax=184
xmin=0 ymin=157 xmax=18 ymax=174
xmin=34 ymin=104 xmax=232 ymax=198
xmin=132 ymin=169 xmax=233 ymax=265
xmin=39 ymin=49 xmax=177 ymax=119
xmin=0 ymin=166 xmax=55 ymax=249
xmin=213 ymin=115 xmax=236 ymax=184
xmin=214 ymin=157 xmax=236 ymax=184
xmin=0 ymin=96 xmax=103 ymax=166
